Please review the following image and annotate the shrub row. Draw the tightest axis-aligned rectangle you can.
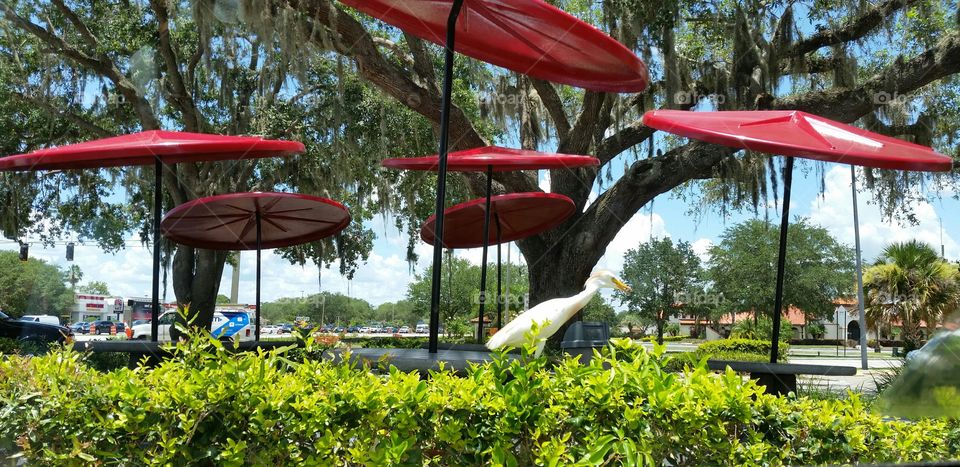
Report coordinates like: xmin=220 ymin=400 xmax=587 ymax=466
xmin=696 ymin=338 xmax=789 ymax=362
xmin=644 ymin=335 xmax=686 ymax=343
xmin=0 ymin=336 xmax=957 ymax=465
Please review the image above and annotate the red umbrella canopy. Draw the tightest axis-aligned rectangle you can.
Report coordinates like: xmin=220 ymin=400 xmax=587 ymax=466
xmin=340 ymin=0 xmax=649 ymax=93
xmin=642 ymin=110 xmax=953 ymax=172
xmin=0 ymin=130 xmax=305 ymax=171
xmin=382 ymin=146 xmax=599 ymax=172
xmin=420 ymin=192 xmax=575 ymax=248
xmin=161 ymin=192 xmax=350 ymax=250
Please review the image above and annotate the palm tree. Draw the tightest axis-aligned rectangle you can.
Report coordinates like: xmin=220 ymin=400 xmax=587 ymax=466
xmin=863 ymin=241 xmax=960 ymax=353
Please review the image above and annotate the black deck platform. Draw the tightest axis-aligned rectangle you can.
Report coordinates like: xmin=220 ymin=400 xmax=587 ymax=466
xmin=707 ymin=360 xmax=857 ymax=395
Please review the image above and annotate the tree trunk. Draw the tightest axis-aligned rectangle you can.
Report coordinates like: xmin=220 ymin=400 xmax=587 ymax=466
xmin=522 ymin=228 xmax=610 ymax=350
xmin=170 ymin=245 xmax=229 ymax=340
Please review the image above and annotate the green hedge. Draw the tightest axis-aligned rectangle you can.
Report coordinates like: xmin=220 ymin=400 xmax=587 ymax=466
xmin=0 ymin=337 xmax=957 ymax=465
xmin=696 ymin=338 xmax=789 ymax=362
xmin=645 ymin=335 xmax=686 ymax=343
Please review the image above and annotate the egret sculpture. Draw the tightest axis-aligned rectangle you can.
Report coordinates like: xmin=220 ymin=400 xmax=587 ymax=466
xmin=487 ymin=269 xmax=631 ymax=356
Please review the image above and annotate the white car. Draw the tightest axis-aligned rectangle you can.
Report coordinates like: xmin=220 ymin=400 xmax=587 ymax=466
xmin=261 ymin=325 xmax=281 ymax=335
xmin=398 ymin=326 xmax=410 ymax=333
xmin=20 ymin=315 xmax=60 ymax=326
xmin=131 ymin=311 xmax=255 ymax=342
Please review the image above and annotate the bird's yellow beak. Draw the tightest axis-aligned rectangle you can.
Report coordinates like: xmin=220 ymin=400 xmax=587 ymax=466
xmin=613 ymin=277 xmax=631 ymax=293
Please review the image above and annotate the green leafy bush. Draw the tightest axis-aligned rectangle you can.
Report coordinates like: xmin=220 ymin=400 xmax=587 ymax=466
xmin=696 ymin=338 xmax=789 ymax=361
xmin=0 ymin=336 xmax=957 ymax=465
xmin=646 ymin=335 xmax=686 ymax=343
xmin=731 ymin=316 xmax=795 ymax=341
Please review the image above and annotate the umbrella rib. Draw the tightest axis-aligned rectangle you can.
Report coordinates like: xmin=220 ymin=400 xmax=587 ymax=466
xmin=261 ymin=216 xmax=289 ymax=233
xmin=265 ymin=207 xmax=317 ymax=215
xmin=222 ymin=203 xmax=254 ymax=214
xmin=267 ymin=214 xmax=342 ymax=224
xmin=204 ymin=216 xmax=251 ymax=231
xmin=172 ymin=213 xmax=250 ymax=220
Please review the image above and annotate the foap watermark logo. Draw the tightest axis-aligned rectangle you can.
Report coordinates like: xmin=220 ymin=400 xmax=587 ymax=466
xmin=674 ymin=290 xmax=727 ymax=307
xmin=472 ymin=291 xmax=528 ymax=308
xmin=673 ymin=90 xmax=726 ymax=107
xmin=872 ymin=91 xmax=914 ymax=106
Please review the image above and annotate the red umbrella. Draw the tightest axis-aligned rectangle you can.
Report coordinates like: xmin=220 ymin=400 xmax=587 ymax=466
xmin=641 ymin=110 xmax=952 ymax=171
xmin=420 ymin=192 xmax=576 ymax=248
xmin=350 ymin=0 xmax=644 ymax=353
xmin=420 ymin=192 xmax=576 ymax=331
xmin=642 ymin=110 xmax=953 ymax=363
xmin=161 ymin=192 xmax=350 ymax=340
xmin=339 ymin=0 xmax=649 ymax=93
xmin=382 ymin=146 xmax=599 ymax=172
xmin=0 ymin=131 xmax=304 ymax=341
xmin=0 ymin=130 xmax=304 ymax=171
xmin=385 ymin=147 xmax=595 ymax=341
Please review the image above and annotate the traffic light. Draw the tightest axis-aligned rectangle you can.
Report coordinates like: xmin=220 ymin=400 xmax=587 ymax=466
xmin=66 ymin=242 xmax=75 ymax=261
xmin=18 ymin=243 xmax=28 ymax=261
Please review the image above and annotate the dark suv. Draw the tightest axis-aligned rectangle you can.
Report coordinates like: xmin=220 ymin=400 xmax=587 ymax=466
xmin=0 ymin=310 xmax=73 ymax=345
xmin=90 ymin=320 xmax=125 ymax=335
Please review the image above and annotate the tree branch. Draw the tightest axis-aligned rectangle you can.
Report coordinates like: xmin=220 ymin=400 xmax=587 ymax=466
xmin=559 ymin=91 xmax=604 ymax=155
xmin=0 ymin=2 xmax=160 ymax=129
xmin=50 ymin=0 xmax=99 ymax=50
xmin=784 ymin=0 xmax=918 ymax=58
xmin=529 ymin=78 xmax=570 ymax=140
xmin=11 ymin=91 xmax=111 ymax=138
xmin=149 ymin=0 xmax=201 ymax=132
xmin=404 ymin=34 xmax=438 ymax=94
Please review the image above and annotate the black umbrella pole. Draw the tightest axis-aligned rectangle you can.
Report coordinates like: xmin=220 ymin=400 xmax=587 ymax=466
xmin=428 ymin=0 xmax=465 ymax=354
xmin=151 ymin=157 xmax=161 ymax=342
xmin=770 ymin=156 xmax=795 ymax=364
xmin=256 ymin=211 xmax=262 ymax=341
xmin=496 ymin=214 xmax=503 ymax=330
xmin=476 ymin=166 xmax=493 ymax=343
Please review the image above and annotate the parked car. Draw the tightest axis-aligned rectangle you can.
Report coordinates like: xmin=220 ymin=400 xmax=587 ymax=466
xmin=0 ymin=310 xmax=73 ymax=346
xmin=89 ymin=320 xmax=125 ymax=335
xmin=280 ymin=323 xmax=294 ymax=333
xmin=132 ymin=319 xmax=150 ymax=326
xmin=398 ymin=326 xmax=410 ymax=334
xmin=69 ymin=321 xmax=90 ymax=334
xmin=19 ymin=315 xmax=60 ymax=326
xmin=262 ymin=325 xmax=281 ymax=335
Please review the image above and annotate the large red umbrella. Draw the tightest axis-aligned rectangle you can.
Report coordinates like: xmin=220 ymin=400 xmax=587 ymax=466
xmin=421 ymin=192 xmax=576 ymax=333
xmin=0 ymin=131 xmax=305 ymax=341
xmin=384 ymin=147 xmax=595 ymax=341
xmin=643 ymin=110 xmax=953 ymax=363
xmin=351 ymin=0 xmax=644 ymax=353
xmin=161 ymin=192 xmax=350 ymax=340
xmin=339 ymin=0 xmax=649 ymax=93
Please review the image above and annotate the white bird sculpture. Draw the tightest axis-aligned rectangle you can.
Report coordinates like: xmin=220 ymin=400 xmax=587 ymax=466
xmin=486 ymin=269 xmax=631 ymax=357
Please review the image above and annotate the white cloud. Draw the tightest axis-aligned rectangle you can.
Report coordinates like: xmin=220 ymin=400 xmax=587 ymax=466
xmin=596 ymin=211 xmax=669 ymax=274
xmin=691 ymin=238 xmax=713 ymax=263
xmin=25 ymin=243 xmax=157 ymax=299
xmin=807 ymin=166 xmax=957 ymax=263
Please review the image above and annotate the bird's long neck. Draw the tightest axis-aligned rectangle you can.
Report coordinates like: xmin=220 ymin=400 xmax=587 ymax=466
xmin=562 ymin=282 xmax=601 ymax=322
